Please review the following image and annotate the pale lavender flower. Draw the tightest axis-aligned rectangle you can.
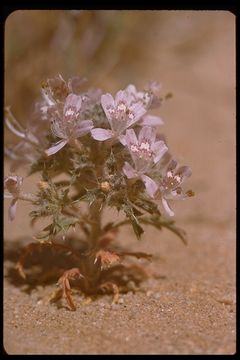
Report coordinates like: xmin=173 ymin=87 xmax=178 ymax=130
xmin=45 ymin=94 xmax=93 ymax=156
xmin=91 ymin=89 xmax=146 ymax=141
xmin=4 ymin=175 xmax=23 ymax=221
xmin=122 ymin=126 xmax=168 ymax=198
xmin=125 ymin=84 xmax=163 ymax=126
xmin=126 ymin=82 xmax=162 ymax=110
xmin=125 ymin=84 xmax=152 ymax=108
xmin=158 ymin=160 xmax=193 ymax=217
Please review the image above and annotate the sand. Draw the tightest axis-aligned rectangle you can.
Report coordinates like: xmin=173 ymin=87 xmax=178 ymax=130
xmin=4 ymin=11 xmax=236 ymax=354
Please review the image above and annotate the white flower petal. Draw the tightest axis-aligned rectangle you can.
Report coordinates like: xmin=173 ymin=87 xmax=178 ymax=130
xmin=139 ymin=115 xmax=164 ymax=126
xmin=123 ymin=162 xmax=137 ymax=179
xmin=127 ymin=101 xmax=146 ymax=126
xmin=118 ymin=134 xmax=127 ymax=146
xmin=125 ymin=84 xmax=137 ymax=94
xmin=64 ymin=94 xmax=82 ymax=114
xmin=175 ymin=166 xmax=192 ymax=184
xmin=139 ymin=126 xmax=156 ymax=144
xmin=162 ymin=197 xmax=175 ymax=217
xmin=91 ymin=128 xmax=113 ymax=141
xmin=152 ymin=141 xmax=168 ymax=164
xmin=8 ymin=198 xmax=18 ymax=221
xmin=51 ymin=118 xmax=66 ymax=139
xmin=115 ymin=90 xmax=128 ymax=104
xmin=101 ymin=93 xmax=115 ymax=124
xmin=125 ymin=129 xmax=138 ymax=148
xmin=45 ymin=139 xmax=68 ymax=156
xmin=141 ymin=174 xmax=158 ymax=198
xmin=75 ymin=120 xmax=93 ymax=137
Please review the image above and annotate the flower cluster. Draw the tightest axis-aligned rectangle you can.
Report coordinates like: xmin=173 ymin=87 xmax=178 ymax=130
xmin=5 ymin=74 xmax=194 ymax=222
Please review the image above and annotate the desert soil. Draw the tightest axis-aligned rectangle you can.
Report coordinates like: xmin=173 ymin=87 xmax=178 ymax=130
xmin=4 ymin=11 xmax=235 ymax=354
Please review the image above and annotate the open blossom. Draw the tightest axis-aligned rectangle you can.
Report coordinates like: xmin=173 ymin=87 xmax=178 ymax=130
xmin=45 ymin=94 xmax=93 ymax=156
xmin=126 ymin=84 xmax=152 ymax=107
xmin=125 ymin=84 xmax=163 ymax=127
xmin=158 ymin=159 xmax=194 ymax=217
xmin=4 ymin=175 xmax=23 ymax=221
xmin=91 ymin=89 xmax=146 ymax=141
xmin=122 ymin=126 xmax=168 ymax=197
xmin=126 ymin=81 xmax=162 ymax=112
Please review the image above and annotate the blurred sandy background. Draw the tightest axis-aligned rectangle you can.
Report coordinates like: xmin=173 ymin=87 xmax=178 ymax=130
xmin=4 ymin=10 xmax=235 ymax=354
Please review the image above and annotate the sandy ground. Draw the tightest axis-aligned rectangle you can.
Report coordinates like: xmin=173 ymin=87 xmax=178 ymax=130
xmin=4 ymin=11 xmax=236 ymax=354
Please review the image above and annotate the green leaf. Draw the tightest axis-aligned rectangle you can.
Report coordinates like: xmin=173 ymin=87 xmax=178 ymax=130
xmin=133 ymin=197 xmax=161 ymax=215
xmin=35 ymin=215 xmax=79 ymax=241
xmin=139 ymin=215 xmax=187 ymax=245
xmin=79 ymin=189 xmax=105 ymax=206
xmin=131 ymin=218 xmax=144 ymax=240
xmin=130 ymin=205 xmax=144 ymax=217
xmin=122 ymin=202 xmax=144 ymax=240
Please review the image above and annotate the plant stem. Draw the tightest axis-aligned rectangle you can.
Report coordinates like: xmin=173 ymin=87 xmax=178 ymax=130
xmin=69 ymin=139 xmax=83 ymax=153
xmin=18 ymin=192 xmax=37 ymax=203
xmin=89 ymin=199 xmax=102 ymax=249
xmin=5 ymin=107 xmax=39 ymax=147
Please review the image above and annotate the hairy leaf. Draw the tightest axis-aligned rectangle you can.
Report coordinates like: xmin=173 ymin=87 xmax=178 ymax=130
xmin=139 ymin=215 xmax=187 ymax=245
xmin=79 ymin=189 xmax=103 ymax=206
xmin=133 ymin=197 xmax=161 ymax=215
xmin=122 ymin=202 xmax=144 ymax=240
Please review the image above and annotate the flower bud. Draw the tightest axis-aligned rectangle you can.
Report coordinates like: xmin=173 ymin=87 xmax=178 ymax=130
xmin=4 ymin=175 xmax=23 ymax=197
xmin=100 ymin=181 xmax=111 ymax=193
xmin=186 ymin=190 xmax=195 ymax=197
xmin=37 ymin=180 xmax=49 ymax=191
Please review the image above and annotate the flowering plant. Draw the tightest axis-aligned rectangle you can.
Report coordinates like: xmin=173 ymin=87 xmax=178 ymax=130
xmin=4 ymin=75 xmax=194 ymax=310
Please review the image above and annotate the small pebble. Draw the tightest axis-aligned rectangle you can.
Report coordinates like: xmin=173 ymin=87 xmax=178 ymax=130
xmin=153 ymin=293 xmax=161 ymax=299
